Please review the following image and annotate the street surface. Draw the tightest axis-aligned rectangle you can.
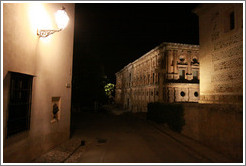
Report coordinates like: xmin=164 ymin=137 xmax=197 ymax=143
xmin=68 ymin=109 xmax=231 ymax=163
xmin=34 ymin=107 xmax=232 ymax=163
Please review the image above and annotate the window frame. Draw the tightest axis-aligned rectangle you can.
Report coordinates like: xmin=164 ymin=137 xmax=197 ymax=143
xmin=7 ymin=72 xmax=33 ymax=137
xmin=179 ymin=69 xmax=186 ymax=79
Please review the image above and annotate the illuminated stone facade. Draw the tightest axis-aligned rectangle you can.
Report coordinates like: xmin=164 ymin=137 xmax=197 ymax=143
xmin=115 ymin=42 xmax=199 ymax=112
xmin=194 ymin=4 xmax=243 ymax=104
xmin=180 ymin=4 xmax=243 ymax=161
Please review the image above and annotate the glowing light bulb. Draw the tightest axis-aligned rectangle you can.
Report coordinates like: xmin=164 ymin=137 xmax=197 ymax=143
xmin=55 ymin=7 xmax=69 ymax=30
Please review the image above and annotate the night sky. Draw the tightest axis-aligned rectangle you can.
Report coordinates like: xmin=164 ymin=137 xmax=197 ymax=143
xmin=72 ymin=3 xmax=199 ymax=107
xmin=73 ymin=3 xmax=199 ymax=82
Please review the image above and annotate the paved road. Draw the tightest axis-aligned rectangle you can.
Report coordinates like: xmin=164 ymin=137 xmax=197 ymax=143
xmin=69 ymin=111 xmax=226 ymax=163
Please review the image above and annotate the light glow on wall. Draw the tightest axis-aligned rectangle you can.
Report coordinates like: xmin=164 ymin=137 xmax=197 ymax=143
xmin=28 ymin=3 xmax=52 ymax=40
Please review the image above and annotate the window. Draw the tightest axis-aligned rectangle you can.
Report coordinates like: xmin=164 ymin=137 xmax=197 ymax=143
xmin=193 ymin=70 xmax=199 ymax=79
xmin=129 ymin=73 xmax=131 ymax=86
xmin=179 ymin=56 xmax=185 ymax=62
xmin=148 ymin=74 xmax=150 ymax=84
xmin=179 ymin=69 xmax=185 ymax=79
xmin=7 ymin=72 xmax=33 ymax=137
xmin=230 ymin=12 xmax=235 ymax=30
xmin=157 ymin=74 xmax=160 ymax=84
xmin=180 ymin=91 xmax=185 ymax=97
xmin=152 ymin=73 xmax=155 ymax=84
xmin=192 ymin=58 xmax=198 ymax=64
xmin=224 ymin=10 xmax=235 ymax=32
xmin=161 ymin=58 xmax=165 ymax=69
xmin=194 ymin=92 xmax=199 ymax=97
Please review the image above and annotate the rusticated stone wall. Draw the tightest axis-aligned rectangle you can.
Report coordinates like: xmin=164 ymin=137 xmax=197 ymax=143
xmin=180 ymin=4 xmax=243 ymax=162
xmin=115 ymin=42 xmax=200 ymax=112
xmin=194 ymin=4 xmax=243 ymax=104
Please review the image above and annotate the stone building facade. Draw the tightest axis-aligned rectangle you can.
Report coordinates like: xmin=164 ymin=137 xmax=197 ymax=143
xmin=115 ymin=42 xmax=199 ymax=112
xmin=3 ymin=3 xmax=74 ymax=162
xmin=180 ymin=4 xmax=243 ymax=161
xmin=193 ymin=3 xmax=243 ymax=105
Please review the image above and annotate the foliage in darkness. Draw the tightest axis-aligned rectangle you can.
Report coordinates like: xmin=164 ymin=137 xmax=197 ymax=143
xmin=104 ymin=83 xmax=115 ymax=104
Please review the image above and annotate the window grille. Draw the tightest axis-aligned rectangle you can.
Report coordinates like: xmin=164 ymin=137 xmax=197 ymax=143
xmin=7 ymin=72 xmax=33 ymax=137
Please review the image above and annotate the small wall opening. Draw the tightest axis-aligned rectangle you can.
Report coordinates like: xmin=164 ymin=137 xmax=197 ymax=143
xmin=224 ymin=9 xmax=235 ymax=32
xmin=51 ymin=97 xmax=61 ymax=123
xmin=180 ymin=91 xmax=185 ymax=97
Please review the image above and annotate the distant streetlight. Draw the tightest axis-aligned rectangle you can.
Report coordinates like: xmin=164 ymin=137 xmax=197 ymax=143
xmin=37 ymin=6 xmax=69 ymax=37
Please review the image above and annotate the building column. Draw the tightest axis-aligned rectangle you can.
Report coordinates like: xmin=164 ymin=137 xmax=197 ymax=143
xmin=187 ymin=52 xmax=192 ymax=80
xmin=167 ymin=50 xmax=173 ymax=73
xmin=159 ymin=72 xmax=164 ymax=102
xmin=173 ymin=50 xmax=178 ymax=79
xmin=167 ymin=50 xmax=173 ymax=79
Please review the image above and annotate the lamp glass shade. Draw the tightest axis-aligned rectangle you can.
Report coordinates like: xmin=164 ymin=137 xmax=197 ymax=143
xmin=55 ymin=9 xmax=69 ymax=30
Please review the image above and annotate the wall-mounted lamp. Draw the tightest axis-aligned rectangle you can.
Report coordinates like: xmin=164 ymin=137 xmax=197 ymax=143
xmin=37 ymin=7 xmax=69 ymax=37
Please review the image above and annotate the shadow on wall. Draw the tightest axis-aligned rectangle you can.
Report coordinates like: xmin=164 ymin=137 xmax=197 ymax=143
xmin=147 ymin=102 xmax=185 ymax=133
xmin=182 ymin=103 xmax=243 ymax=162
xmin=146 ymin=102 xmax=243 ymax=162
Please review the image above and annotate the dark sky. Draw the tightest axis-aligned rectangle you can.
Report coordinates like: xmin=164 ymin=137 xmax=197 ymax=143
xmin=73 ymin=3 xmax=199 ymax=83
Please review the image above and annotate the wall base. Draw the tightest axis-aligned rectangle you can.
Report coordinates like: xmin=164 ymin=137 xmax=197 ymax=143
xmin=182 ymin=103 xmax=243 ymax=162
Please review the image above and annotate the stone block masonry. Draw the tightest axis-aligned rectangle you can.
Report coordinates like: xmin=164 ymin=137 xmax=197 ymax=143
xmin=115 ymin=42 xmax=200 ymax=112
xmin=194 ymin=3 xmax=243 ymax=105
xmin=182 ymin=103 xmax=243 ymax=162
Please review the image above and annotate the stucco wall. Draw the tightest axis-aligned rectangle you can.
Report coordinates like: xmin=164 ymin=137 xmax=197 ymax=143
xmin=3 ymin=3 xmax=75 ymax=162
xmin=182 ymin=103 xmax=243 ymax=162
xmin=195 ymin=4 xmax=243 ymax=104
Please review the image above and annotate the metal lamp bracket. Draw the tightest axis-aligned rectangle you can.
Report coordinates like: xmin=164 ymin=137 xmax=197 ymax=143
xmin=37 ymin=29 xmax=62 ymax=38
